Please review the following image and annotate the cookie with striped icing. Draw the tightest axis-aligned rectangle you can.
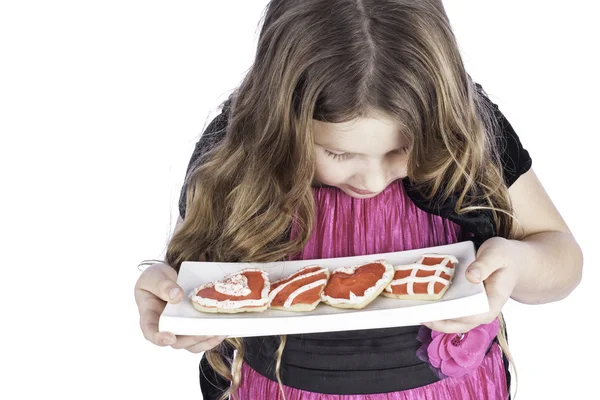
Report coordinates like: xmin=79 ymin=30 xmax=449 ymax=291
xmin=269 ymin=265 xmax=330 ymax=312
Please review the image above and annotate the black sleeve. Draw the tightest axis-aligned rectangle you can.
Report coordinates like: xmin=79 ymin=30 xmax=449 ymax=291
xmin=474 ymin=82 xmax=533 ymax=187
xmin=178 ymin=99 xmax=231 ymax=220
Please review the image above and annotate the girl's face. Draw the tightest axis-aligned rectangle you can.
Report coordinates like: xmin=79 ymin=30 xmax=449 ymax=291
xmin=312 ymin=112 xmax=410 ymax=198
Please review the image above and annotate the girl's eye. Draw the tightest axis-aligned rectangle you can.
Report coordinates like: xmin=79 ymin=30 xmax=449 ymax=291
xmin=392 ymin=146 xmax=410 ymax=155
xmin=324 ymin=146 xmax=408 ymax=161
xmin=324 ymin=149 xmax=351 ymax=161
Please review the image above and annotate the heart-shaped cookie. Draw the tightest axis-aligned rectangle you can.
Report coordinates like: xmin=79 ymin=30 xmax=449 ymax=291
xmin=189 ymin=268 xmax=270 ymax=313
xmin=321 ymin=260 xmax=394 ymax=309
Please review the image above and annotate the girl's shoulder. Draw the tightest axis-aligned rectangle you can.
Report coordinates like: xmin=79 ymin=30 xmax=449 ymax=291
xmin=474 ymin=82 xmax=532 ymax=187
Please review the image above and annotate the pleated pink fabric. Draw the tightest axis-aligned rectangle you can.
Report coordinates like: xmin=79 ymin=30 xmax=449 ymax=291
xmin=234 ymin=182 xmax=508 ymax=399
xmin=288 ymin=181 xmax=463 ymax=260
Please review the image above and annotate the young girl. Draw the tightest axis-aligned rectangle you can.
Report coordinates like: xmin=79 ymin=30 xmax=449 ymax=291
xmin=134 ymin=1 xmax=582 ymax=399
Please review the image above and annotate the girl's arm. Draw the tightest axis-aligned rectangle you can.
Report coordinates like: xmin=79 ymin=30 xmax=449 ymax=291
xmin=501 ymin=168 xmax=583 ymax=304
xmin=424 ymin=168 xmax=583 ymax=333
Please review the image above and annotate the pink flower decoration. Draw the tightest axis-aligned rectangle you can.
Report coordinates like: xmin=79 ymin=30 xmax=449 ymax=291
xmin=417 ymin=319 xmax=500 ymax=378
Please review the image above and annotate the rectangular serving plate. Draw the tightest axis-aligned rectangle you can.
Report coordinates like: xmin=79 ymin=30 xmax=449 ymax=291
xmin=159 ymin=240 xmax=488 ymax=337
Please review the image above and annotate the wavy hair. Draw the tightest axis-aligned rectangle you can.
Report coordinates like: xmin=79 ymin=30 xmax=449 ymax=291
xmin=167 ymin=0 xmax=519 ymax=398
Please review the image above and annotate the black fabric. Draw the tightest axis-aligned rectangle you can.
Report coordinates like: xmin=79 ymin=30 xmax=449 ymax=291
xmin=475 ymin=82 xmax=532 ymax=188
xmin=181 ymin=84 xmax=531 ymax=398
xmin=243 ymin=327 xmax=440 ymax=395
xmin=199 ymin=349 xmax=231 ymax=400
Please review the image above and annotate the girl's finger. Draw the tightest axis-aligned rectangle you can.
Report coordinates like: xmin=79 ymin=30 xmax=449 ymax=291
xmin=423 ymin=319 xmax=479 ymax=334
xmin=139 ymin=307 xmax=177 ymax=346
xmin=469 ymin=238 xmax=510 ymax=283
xmin=483 ymin=270 xmax=515 ymax=315
xmin=135 ymin=264 xmax=183 ymax=305
xmin=423 ymin=307 xmax=500 ymax=334
xmin=465 ymin=260 xmax=501 ymax=284
xmin=184 ymin=336 xmax=227 ymax=354
xmin=170 ymin=335 xmax=220 ymax=350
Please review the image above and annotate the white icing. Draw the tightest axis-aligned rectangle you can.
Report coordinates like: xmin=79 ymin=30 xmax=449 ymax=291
xmin=276 ymin=264 xmax=321 ymax=282
xmin=215 ymin=273 xmax=251 ymax=296
xmin=268 ymin=267 xmax=329 ymax=302
xmin=391 ymin=264 xmax=454 ymax=273
xmin=283 ymin=279 xmax=328 ymax=308
xmin=336 ymin=265 xmax=358 ymax=275
xmin=418 ymin=254 xmax=458 ymax=267
xmin=386 ymin=276 xmax=450 ymax=294
xmin=321 ymin=260 xmax=394 ymax=305
xmin=189 ymin=269 xmax=270 ymax=309
xmin=384 ymin=255 xmax=458 ymax=295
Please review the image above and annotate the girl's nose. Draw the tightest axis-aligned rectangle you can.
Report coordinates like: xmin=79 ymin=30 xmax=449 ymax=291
xmin=357 ymin=161 xmax=389 ymax=192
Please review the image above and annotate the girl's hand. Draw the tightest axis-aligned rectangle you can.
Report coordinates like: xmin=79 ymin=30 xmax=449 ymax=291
xmin=422 ymin=237 xmax=521 ymax=334
xmin=134 ymin=262 xmax=227 ymax=353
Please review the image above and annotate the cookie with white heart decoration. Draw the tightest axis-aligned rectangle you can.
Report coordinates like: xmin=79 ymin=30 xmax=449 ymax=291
xmin=189 ymin=268 xmax=270 ymax=313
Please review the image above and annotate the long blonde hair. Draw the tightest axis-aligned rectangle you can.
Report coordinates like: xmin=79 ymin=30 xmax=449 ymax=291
xmin=167 ymin=0 xmax=519 ymax=398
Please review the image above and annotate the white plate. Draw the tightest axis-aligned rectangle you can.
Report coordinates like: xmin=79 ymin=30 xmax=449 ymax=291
xmin=159 ymin=240 xmax=488 ymax=337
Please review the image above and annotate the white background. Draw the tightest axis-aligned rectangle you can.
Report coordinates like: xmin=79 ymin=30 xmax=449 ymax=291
xmin=1 ymin=1 xmax=598 ymax=399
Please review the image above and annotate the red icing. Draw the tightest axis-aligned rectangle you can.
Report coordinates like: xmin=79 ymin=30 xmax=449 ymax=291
xmin=195 ymin=271 xmax=266 ymax=301
xmin=271 ymin=266 xmax=322 ymax=291
xmin=323 ymin=262 xmax=385 ymax=299
xmin=270 ymin=268 xmax=328 ymax=307
xmin=421 ymin=256 xmax=455 ymax=268
xmin=291 ymin=285 xmax=323 ymax=306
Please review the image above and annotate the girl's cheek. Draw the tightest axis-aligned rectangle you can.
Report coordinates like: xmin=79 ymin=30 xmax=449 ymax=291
xmin=315 ymin=164 xmax=349 ymax=186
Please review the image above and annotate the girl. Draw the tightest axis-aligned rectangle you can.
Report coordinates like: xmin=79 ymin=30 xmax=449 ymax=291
xmin=134 ymin=0 xmax=582 ymax=399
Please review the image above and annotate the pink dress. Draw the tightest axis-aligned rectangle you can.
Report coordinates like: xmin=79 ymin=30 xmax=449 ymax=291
xmin=234 ymin=182 xmax=509 ymax=399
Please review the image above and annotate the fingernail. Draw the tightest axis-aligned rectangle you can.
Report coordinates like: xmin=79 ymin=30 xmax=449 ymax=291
xmin=468 ymin=268 xmax=481 ymax=282
xmin=169 ymin=287 xmax=182 ymax=300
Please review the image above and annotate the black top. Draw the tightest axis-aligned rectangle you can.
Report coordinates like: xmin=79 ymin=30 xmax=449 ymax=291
xmin=179 ymin=83 xmax=532 ymax=399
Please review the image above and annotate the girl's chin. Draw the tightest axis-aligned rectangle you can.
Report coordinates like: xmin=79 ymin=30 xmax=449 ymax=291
xmin=312 ymin=181 xmax=387 ymax=198
xmin=336 ymin=184 xmax=382 ymax=198
xmin=342 ymin=189 xmax=381 ymax=198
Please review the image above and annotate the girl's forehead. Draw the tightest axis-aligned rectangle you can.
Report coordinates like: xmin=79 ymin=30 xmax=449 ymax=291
xmin=312 ymin=114 xmax=409 ymax=154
